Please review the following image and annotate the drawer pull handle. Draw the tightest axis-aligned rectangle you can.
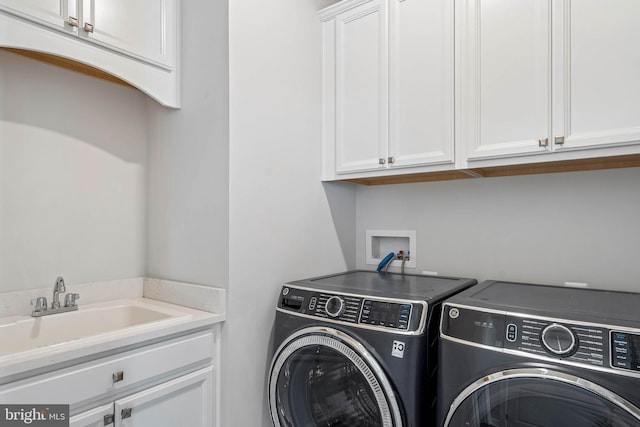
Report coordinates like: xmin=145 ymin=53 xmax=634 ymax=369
xmin=104 ymin=414 xmax=114 ymax=425
xmin=112 ymin=371 xmax=124 ymax=383
xmin=121 ymin=408 xmax=133 ymax=419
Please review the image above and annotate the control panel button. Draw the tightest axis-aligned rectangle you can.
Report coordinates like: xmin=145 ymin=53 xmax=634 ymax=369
xmin=308 ymin=296 xmax=317 ymax=311
xmin=506 ymin=323 xmax=517 ymax=342
xmin=541 ymin=324 xmax=577 ymax=356
xmin=325 ymin=296 xmax=345 ymax=318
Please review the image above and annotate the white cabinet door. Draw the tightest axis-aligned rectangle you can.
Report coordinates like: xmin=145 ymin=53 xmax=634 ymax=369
xmin=0 ymin=0 xmax=76 ymax=32
xmin=388 ymin=0 xmax=454 ymax=168
xmin=70 ymin=404 xmax=113 ymax=427
xmin=459 ymin=0 xmax=552 ymax=161
xmin=552 ymin=0 xmax=640 ymax=152
xmin=333 ymin=0 xmax=388 ymax=174
xmin=115 ymin=367 xmax=213 ymax=427
xmin=79 ymin=0 xmax=176 ymax=68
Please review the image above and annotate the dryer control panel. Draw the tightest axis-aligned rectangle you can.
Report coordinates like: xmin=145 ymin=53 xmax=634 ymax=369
xmin=278 ymin=285 xmax=425 ymax=334
xmin=441 ymin=305 xmax=609 ymax=369
xmin=502 ymin=316 xmax=606 ymax=367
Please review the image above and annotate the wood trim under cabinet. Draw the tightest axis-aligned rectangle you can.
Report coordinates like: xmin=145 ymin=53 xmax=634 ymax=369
xmin=469 ymin=154 xmax=640 ymax=178
xmin=1 ymin=47 xmax=134 ymax=88
xmin=340 ymin=154 xmax=640 ymax=186
xmin=342 ymin=170 xmax=474 ymax=185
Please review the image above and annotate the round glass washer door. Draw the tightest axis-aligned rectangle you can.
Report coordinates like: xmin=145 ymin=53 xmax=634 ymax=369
xmin=268 ymin=326 xmax=403 ymax=427
xmin=444 ymin=368 xmax=640 ymax=427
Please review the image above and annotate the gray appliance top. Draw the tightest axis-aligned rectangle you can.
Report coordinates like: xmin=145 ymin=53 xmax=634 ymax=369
xmin=447 ymin=280 xmax=640 ymax=327
xmin=286 ymin=270 xmax=477 ymax=302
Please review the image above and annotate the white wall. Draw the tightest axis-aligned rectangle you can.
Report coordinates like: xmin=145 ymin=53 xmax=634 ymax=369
xmin=0 ymin=50 xmax=147 ymax=292
xmin=356 ymin=167 xmax=640 ymax=291
xmin=146 ymin=0 xmax=230 ymax=288
xmin=226 ymin=0 xmax=356 ymax=425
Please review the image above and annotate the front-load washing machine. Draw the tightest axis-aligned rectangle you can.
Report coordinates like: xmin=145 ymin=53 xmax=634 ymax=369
xmin=268 ymin=270 xmax=477 ymax=427
xmin=438 ymin=280 xmax=640 ymax=427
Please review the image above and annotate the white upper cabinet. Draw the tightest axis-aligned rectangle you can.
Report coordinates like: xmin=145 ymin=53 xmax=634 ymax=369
xmin=0 ymin=0 xmax=75 ymax=31
xmin=458 ymin=0 xmax=552 ymax=160
xmin=0 ymin=0 xmax=180 ymax=107
xmin=333 ymin=0 xmax=388 ymax=174
xmin=389 ymin=0 xmax=454 ymax=169
xmin=552 ymin=0 xmax=640 ymax=152
xmin=459 ymin=0 xmax=640 ymax=164
xmin=320 ymin=0 xmax=455 ymax=180
xmin=79 ymin=0 xmax=175 ymax=69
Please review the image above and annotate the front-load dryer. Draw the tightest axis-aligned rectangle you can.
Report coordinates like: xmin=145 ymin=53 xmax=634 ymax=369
xmin=268 ymin=270 xmax=477 ymax=427
xmin=438 ymin=280 xmax=640 ymax=427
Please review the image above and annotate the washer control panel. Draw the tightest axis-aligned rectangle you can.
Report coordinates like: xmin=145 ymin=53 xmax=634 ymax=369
xmin=359 ymin=300 xmax=413 ymax=330
xmin=278 ymin=286 xmax=423 ymax=333
xmin=611 ymin=331 xmax=640 ymax=372
xmin=502 ymin=316 xmax=606 ymax=367
xmin=441 ymin=305 xmax=608 ymax=369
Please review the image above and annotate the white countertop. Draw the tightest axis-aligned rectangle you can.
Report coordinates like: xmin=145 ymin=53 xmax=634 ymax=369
xmin=0 ymin=278 xmax=226 ymax=383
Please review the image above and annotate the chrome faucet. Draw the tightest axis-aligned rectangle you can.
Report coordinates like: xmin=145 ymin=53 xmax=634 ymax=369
xmin=31 ymin=276 xmax=80 ymax=317
xmin=52 ymin=276 xmax=66 ymax=309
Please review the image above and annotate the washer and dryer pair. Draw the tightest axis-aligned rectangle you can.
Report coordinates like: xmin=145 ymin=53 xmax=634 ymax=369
xmin=268 ymin=272 xmax=640 ymax=426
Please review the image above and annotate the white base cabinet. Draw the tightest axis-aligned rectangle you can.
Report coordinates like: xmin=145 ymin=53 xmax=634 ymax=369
xmin=70 ymin=368 xmax=213 ymax=427
xmin=0 ymin=330 xmax=216 ymax=427
xmin=0 ymin=0 xmax=180 ymax=107
xmin=70 ymin=404 xmax=114 ymax=427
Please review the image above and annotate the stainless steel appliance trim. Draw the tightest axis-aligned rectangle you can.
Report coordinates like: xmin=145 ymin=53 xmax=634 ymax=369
xmin=268 ymin=326 xmax=403 ymax=427
xmin=439 ymin=303 xmax=640 ymax=380
xmin=442 ymin=302 xmax=640 ymax=333
xmin=279 ymin=284 xmax=428 ymax=335
xmin=443 ymin=368 xmax=640 ymax=426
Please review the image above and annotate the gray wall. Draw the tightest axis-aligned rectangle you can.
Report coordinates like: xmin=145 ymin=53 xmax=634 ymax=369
xmin=356 ymin=167 xmax=640 ymax=291
xmin=225 ymin=0 xmax=356 ymax=425
xmin=0 ymin=50 xmax=147 ymax=292
xmin=146 ymin=0 xmax=230 ymax=288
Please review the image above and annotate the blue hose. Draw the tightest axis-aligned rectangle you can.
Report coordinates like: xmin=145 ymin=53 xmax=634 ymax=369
xmin=376 ymin=252 xmax=396 ymax=272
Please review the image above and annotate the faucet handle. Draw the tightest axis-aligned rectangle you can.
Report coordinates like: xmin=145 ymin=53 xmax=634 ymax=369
xmin=31 ymin=297 xmax=48 ymax=312
xmin=64 ymin=293 xmax=80 ymax=307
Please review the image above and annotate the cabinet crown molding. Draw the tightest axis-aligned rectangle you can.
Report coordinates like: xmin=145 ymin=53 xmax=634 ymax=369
xmin=318 ymin=0 xmax=375 ymax=20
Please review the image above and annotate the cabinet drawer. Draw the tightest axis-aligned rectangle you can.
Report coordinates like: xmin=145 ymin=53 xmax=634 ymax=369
xmin=0 ymin=330 xmax=213 ymax=406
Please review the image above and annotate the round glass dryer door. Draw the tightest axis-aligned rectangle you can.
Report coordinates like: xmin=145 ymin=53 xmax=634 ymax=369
xmin=444 ymin=369 xmax=640 ymax=427
xmin=269 ymin=327 xmax=402 ymax=427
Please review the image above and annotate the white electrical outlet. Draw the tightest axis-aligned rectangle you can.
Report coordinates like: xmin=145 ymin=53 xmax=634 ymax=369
xmin=365 ymin=230 xmax=417 ymax=269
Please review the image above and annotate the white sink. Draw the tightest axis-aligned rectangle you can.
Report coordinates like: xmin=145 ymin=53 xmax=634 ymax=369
xmin=0 ymin=300 xmax=192 ymax=357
